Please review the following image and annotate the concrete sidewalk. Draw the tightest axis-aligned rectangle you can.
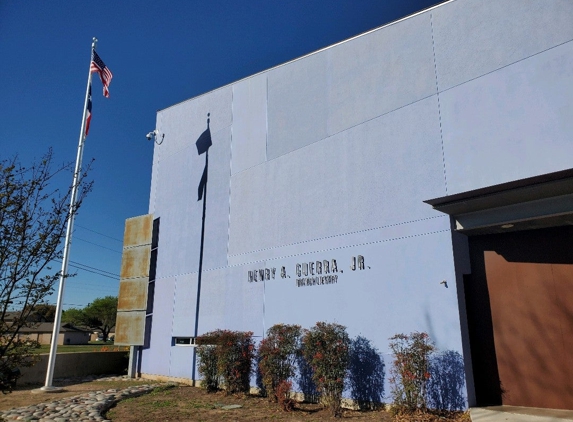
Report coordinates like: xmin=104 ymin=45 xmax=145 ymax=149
xmin=470 ymin=406 xmax=573 ymax=422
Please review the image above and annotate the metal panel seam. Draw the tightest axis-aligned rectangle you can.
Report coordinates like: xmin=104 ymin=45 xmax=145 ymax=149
xmin=430 ymin=11 xmax=448 ymax=195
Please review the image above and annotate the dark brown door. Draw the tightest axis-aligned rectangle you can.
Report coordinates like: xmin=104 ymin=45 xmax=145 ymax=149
xmin=485 ymin=251 xmax=573 ymax=409
xmin=468 ymin=227 xmax=573 ymax=410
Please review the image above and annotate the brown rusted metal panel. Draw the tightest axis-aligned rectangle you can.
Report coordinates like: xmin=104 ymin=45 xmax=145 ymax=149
xmin=123 ymin=214 xmax=153 ymax=248
xmin=115 ymin=311 xmax=146 ymax=346
xmin=120 ymin=245 xmax=151 ymax=280
xmin=117 ymin=279 xmax=148 ymax=311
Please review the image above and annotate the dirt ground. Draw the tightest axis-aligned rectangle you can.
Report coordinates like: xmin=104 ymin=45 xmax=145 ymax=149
xmin=0 ymin=379 xmax=470 ymax=422
xmin=106 ymin=385 xmax=470 ymax=422
xmin=106 ymin=384 xmax=393 ymax=422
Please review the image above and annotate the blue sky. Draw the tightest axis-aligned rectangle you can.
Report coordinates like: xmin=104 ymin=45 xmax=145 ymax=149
xmin=0 ymin=0 xmax=442 ymax=309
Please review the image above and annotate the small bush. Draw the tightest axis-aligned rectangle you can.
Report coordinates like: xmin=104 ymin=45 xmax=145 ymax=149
xmin=196 ymin=343 xmax=219 ymax=392
xmin=276 ymin=380 xmax=296 ymax=411
xmin=196 ymin=329 xmax=255 ymax=395
xmin=257 ymin=323 xmax=301 ymax=404
xmin=389 ymin=332 xmax=435 ymax=413
xmin=302 ymin=322 xmax=350 ymax=417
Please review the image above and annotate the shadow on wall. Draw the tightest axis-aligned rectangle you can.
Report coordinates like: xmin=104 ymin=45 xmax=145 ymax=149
xmin=255 ymin=354 xmax=266 ymax=396
xmin=295 ymin=336 xmax=386 ymax=409
xmin=346 ymin=336 xmax=385 ymax=410
xmin=427 ymin=350 xmax=466 ymax=411
xmin=296 ymin=351 xmax=320 ymax=403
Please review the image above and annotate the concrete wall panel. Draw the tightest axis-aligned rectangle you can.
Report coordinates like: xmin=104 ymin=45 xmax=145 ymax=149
xmin=229 ymin=96 xmax=445 ymax=256
xmin=202 ymin=127 xmax=232 ymax=271
xmin=267 ymin=52 xmax=328 ymax=159
xmin=263 ymin=229 xmax=462 ymax=354
xmin=231 ymin=74 xmax=268 ymax=174
xmin=198 ymin=266 xmax=265 ymax=337
xmin=19 ymin=352 xmax=127 ymax=385
xmin=153 ymin=127 xmax=231 ymax=278
xmin=229 ymin=215 xmax=449 ymax=267
xmin=327 ymin=11 xmax=435 ymax=135
xmin=141 ymin=276 xmax=175 ymax=375
xmin=432 ymin=0 xmax=573 ymax=91
xmin=169 ymin=346 xmax=194 ymax=380
xmin=441 ymin=41 xmax=573 ymax=194
xmin=151 ymin=146 xmax=196 ymax=278
xmin=171 ymin=273 xmax=198 ymax=336
xmin=155 ymin=86 xmax=232 ymax=163
xmin=149 ymin=86 xmax=231 ymax=218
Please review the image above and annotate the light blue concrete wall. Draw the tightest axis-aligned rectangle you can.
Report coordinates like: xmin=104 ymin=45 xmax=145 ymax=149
xmin=143 ymin=0 xmax=573 ymax=395
xmin=229 ymin=95 xmax=445 ymax=255
xmin=440 ymin=39 xmax=573 ymax=195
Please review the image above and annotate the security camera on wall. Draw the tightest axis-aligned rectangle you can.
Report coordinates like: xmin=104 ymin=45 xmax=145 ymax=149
xmin=146 ymin=130 xmax=156 ymax=140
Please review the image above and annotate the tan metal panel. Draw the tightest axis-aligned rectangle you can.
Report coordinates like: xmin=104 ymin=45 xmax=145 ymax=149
xmin=120 ymin=245 xmax=151 ymax=279
xmin=123 ymin=214 xmax=153 ymax=248
xmin=117 ymin=279 xmax=148 ymax=311
xmin=115 ymin=311 xmax=146 ymax=346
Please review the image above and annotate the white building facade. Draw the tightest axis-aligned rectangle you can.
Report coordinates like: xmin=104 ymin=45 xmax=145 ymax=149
xmin=135 ymin=0 xmax=573 ymax=410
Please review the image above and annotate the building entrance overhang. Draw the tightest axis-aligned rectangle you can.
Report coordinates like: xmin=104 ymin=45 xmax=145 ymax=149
xmin=425 ymin=168 xmax=573 ymax=235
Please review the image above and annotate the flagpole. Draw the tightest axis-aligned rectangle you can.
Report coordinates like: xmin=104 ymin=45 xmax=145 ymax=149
xmin=41 ymin=37 xmax=97 ymax=391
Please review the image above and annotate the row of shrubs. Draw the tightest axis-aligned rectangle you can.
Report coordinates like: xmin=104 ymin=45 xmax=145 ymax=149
xmin=195 ymin=322 xmax=465 ymax=417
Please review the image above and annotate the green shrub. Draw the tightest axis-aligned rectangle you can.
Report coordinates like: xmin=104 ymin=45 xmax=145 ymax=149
xmin=389 ymin=332 xmax=435 ymax=413
xmin=196 ymin=329 xmax=255 ymax=395
xmin=196 ymin=343 xmax=219 ymax=392
xmin=302 ymin=322 xmax=350 ymax=417
xmin=258 ymin=323 xmax=301 ymax=405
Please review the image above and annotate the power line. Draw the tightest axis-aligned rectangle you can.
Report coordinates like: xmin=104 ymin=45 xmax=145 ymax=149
xmin=69 ymin=260 xmax=119 ymax=277
xmin=68 ymin=265 xmax=118 ymax=280
xmin=75 ymin=224 xmax=123 ymax=242
xmin=74 ymin=237 xmax=122 ymax=254
xmin=53 ymin=260 xmax=119 ymax=280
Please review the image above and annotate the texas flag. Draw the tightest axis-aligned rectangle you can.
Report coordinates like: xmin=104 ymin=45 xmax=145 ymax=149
xmin=85 ymin=84 xmax=92 ymax=137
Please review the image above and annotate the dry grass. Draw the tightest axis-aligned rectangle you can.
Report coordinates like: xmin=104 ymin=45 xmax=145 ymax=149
xmin=0 ymin=378 xmax=470 ymax=422
xmin=106 ymin=385 xmax=470 ymax=422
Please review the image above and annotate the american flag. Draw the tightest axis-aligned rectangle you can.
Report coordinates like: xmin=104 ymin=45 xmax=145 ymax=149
xmin=85 ymin=84 xmax=92 ymax=136
xmin=90 ymin=50 xmax=113 ymax=98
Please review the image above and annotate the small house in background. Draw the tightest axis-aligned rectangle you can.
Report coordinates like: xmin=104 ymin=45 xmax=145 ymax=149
xmin=16 ymin=323 xmax=91 ymax=345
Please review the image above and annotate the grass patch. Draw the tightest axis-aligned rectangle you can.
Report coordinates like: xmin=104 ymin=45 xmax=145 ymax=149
xmin=149 ymin=400 xmax=174 ymax=409
xmin=34 ymin=343 xmax=129 ymax=354
xmin=150 ymin=384 xmax=176 ymax=395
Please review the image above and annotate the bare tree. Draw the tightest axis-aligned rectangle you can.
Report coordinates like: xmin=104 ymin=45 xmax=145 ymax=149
xmin=0 ymin=149 xmax=92 ymax=391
